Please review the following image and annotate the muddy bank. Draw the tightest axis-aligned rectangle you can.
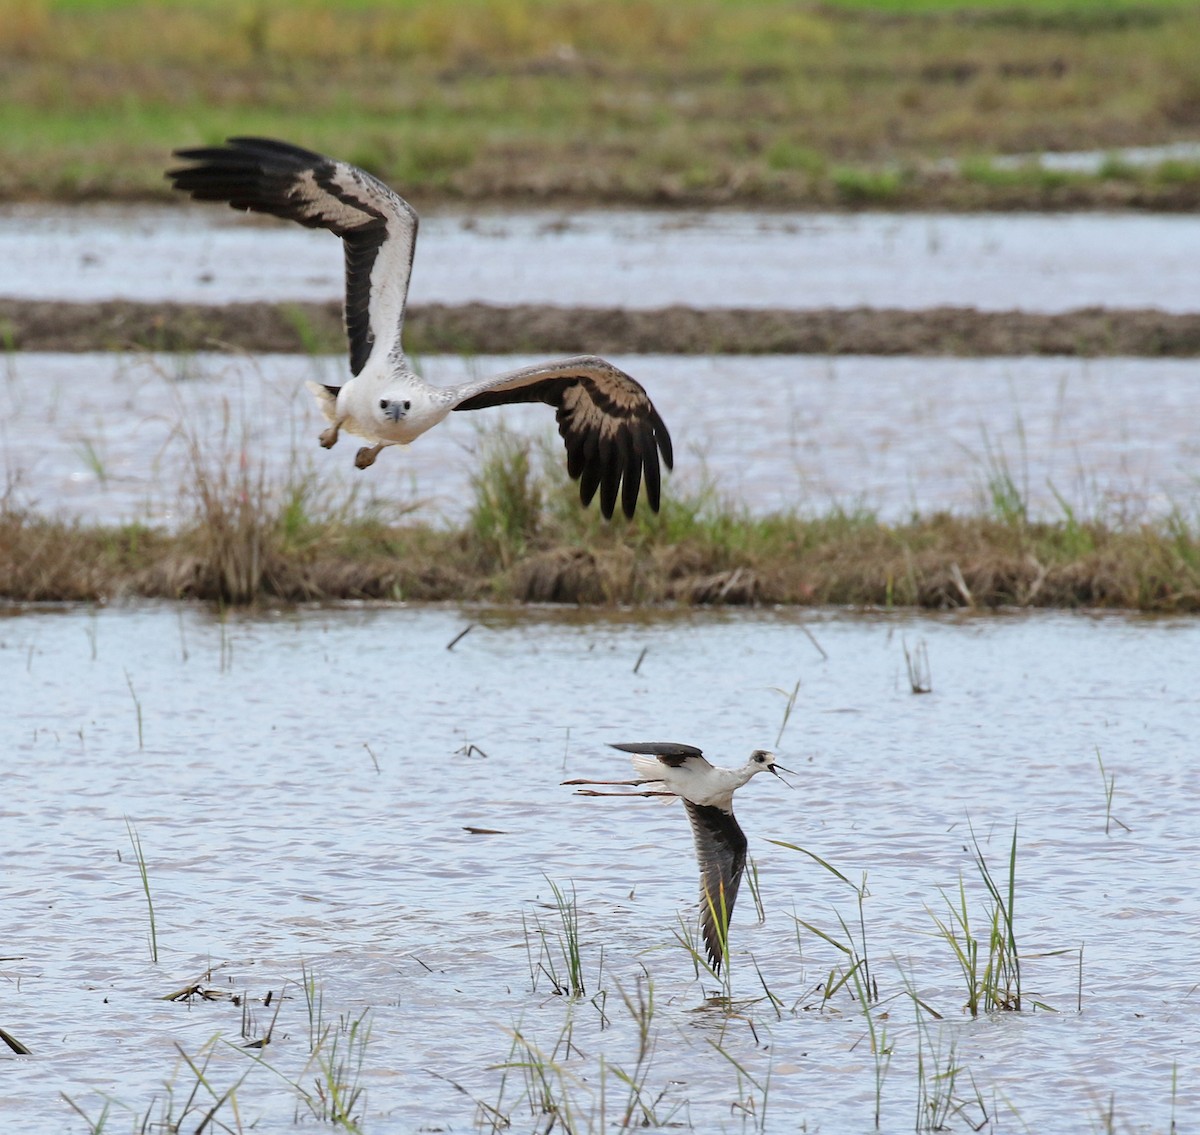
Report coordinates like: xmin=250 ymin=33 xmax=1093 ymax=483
xmin=4 ymin=504 xmax=1198 ymax=612
xmin=5 ymin=299 xmax=1200 ymax=357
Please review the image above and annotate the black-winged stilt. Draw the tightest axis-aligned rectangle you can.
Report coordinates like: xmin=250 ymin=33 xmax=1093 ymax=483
xmin=563 ymin=742 xmax=792 ymax=973
xmin=166 ymin=137 xmax=672 ymax=519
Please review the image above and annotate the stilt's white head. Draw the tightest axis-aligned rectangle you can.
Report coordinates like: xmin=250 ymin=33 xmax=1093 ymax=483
xmin=747 ymin=749 xmax=794 ymax=786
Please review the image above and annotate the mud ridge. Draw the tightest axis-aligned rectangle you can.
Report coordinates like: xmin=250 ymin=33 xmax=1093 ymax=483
xmin=5 ymin=299 xmax=1200 ymax=357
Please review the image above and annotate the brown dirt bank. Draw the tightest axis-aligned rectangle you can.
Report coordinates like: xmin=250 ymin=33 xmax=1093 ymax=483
xmin=6 ymin=299 xmax=1200 ymax=357
xmin=4 ymin=507 xmax=1198 ymax=613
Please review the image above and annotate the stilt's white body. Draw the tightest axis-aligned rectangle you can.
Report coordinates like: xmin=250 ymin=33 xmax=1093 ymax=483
xmin=629 ymin=753 xmax=762 ymax=811
xmin=564 ymin=742 xmax=792 ymax=974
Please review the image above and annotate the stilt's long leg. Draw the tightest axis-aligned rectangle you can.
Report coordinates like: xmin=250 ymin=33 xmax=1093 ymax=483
xmin=561 ymin=778 xmax=643 ymax=786
xmin=571 ymin=789 xmax=676 ymax=798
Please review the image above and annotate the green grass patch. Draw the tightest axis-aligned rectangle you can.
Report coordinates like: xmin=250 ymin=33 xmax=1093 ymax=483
xmin=3 ymin=0 xmax=1200 ymax=206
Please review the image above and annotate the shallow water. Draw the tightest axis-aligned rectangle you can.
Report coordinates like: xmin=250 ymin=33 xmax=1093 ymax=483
xmin=1 ymin=603 xmax=1196 ymax=1132
xmin=5 ymin=205 xmax=1200 ymax=313
xmin=3 ymin=351 xmax=1196 ymax=526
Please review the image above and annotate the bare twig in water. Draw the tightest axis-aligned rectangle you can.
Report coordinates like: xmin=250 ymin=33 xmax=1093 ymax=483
xmin=123 ymin=669 xmax=144 ymax=749
xmin=0 ymin=1027 xmax=30 ymax=1055
xmin=161 ymin=982 xmax=224 ymax=1003
xmin=902 ymin=637 xmax=932 ymax=695
xmin=800 ymin=622 xmax=828 ymax=660
xmin=446 ymin=623 xmax=475 ymax=650
xmin=633 ymin=646 xmax=648 ymax=674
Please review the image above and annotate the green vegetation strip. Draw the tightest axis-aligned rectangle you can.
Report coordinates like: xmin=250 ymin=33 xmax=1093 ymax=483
xmin=8 ymin=299 xmax=1200 ymax=356
xmin=3 ymin=0 xmax=1200 ymax=208
xmin=4 ymin=432 xmax=1198 ymax=610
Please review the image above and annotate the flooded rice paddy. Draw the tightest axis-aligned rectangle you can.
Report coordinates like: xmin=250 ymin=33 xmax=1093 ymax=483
xmin=2 ymin=603 xmax=1197 ymax=1132
xmin=5 ymin=205 xmax=1200 ymax=313
xmin=3 ymin=351 xmax=1197 ymax=527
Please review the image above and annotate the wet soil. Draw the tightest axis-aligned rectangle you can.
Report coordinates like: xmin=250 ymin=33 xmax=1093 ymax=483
xmin=6 ymin=298 xmax=1200 ymax=357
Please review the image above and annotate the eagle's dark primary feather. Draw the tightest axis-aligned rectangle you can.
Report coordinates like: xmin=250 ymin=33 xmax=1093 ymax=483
xmin=683 ymin=800 xmax=748 ymax=973
xmin=451 ymin=356 xmax=674 ymax=519
xmin=167 ymin=136 xmax=416 ymax=377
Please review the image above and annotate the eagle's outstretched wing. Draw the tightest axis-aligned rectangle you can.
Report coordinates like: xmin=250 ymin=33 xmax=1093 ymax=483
xmin=167 ymin=136 xmax=417 ymax=377
xmin=446 ymin=355 xmax=673 ymax=519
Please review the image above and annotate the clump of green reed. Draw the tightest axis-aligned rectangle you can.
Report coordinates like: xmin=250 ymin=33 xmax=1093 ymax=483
xmin=73 ymin=436 xmax=110 ymax=488
xmin=548 ymin=877 xmax=587 ymax=998
xmin=611 ymin=973 xmax=667 ymax=1127
xmin=124 ymin=817 xmax=158 ymax=963
xmin=491 ymin=1018 xmax=583 ymax=1131
xmin=467 ymin=425 xmax=543 ymax=569
xmin=522 ymin=878 xmax=600 ymax=1000
xmin=672 ymin=890 xmax=739 ymax=999
xmin=928 ymin=822 xmax=1030 ymax=1017
xmin=705 ymin=1025 xmax=773 ymax=1133
xmin=853 ymin=957 xmax=892 ymax=1129
xmin=488 ymin=971 xmax=679 ymax=1131
xmin=65 ymin=1035 xmax=256 ymax=1134
xmin=300 ymin=963 xmax=372 ymax=1130
xmin=777 ymin=844 xmax=878 ymax=1007
xmin=1096 ymin=748 xmax=1131 ymax=834
xmin=279 ymin=302 xmax=345 ymax=358
xmin=901 ymin=971 xmax=988 ymax=1134
xmin=784 ymin=851 xmax=895 ymax=1118
xmin=976 ymin=423 xmax=1029 ymax=530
